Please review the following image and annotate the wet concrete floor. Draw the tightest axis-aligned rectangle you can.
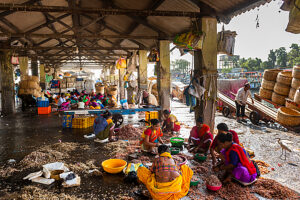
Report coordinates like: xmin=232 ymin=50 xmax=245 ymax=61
xmin=0 ymin=101 xmax=299 ymax=199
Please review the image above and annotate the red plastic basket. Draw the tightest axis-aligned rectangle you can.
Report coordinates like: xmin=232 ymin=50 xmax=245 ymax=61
xmin=38 ymin=106 xmax=51 ymax=114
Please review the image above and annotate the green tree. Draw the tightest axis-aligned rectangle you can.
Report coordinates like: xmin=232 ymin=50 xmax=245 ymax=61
xmin=287 ymin=43 xmax=300 ymax=66
xmin=171 ymin=59 xmax=190 ymax=74
xmin=275 ymin=47 xmax=288 ymax=68
xmin=261 ymin=61 xmax=273 ymax=69
xmin=268 ymin=50 xmax=276 ymax=68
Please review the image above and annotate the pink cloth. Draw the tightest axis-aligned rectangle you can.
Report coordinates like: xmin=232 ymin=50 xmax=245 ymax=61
xmin=218 ymin=79 xmax=248 ymax=100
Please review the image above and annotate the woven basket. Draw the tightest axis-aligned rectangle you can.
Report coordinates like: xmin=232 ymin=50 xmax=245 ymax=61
xmin=18 ymin=89 xmax=25 ymax=95
xmin=272 ymin=92 xmax=286 ymax=105
xmin=285 ymin=100 xmax=300 ymax=112
xmin=263 ymin=69 xmax=282 ymax=81
xmin=261 ymin=79 xmax=275 ymax=90
xmin=289 ymin=88 xmax=296 ymax=100
xmin=274 ymin=83 xmax=290 ymax=96
xmin=259 ymin=88 xmax=272 ymax=99
xmin=276 ymin=71 xmax=292 ymax=86
xmin=19 ymin=80 xmax=28 ymax=89
xmin=294 ymin=88 xmax=300 ymax=104
xmin=291 ymin=78 xmax=300 ymax=89
xmin=292 ymin=65 xmax=300 ymax=79
xmin=27 ymin=81 xmax=39 ymax=90
xmin=31 ymin=76 xmax=39 ymax=82
xmin=276 ymin=107 xmax=300 ymax=127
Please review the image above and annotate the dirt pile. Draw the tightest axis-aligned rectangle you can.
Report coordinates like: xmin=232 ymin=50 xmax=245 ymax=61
xmin=104 ymin=140 xmax=140 ymax=159
xmin=118 ymin=124 xmax=143 ymax=140
xmin=1 ymin=185 xmax=83 ymax=200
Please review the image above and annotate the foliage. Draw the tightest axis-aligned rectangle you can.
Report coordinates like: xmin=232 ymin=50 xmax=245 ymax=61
xmin=229 ymin=43 xmax=300 ymax=71
xmin=171 ymin=59 xmax=191 ymax=74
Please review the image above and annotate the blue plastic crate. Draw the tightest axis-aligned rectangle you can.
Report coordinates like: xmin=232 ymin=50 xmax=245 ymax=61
xmin=37 ymin=100 xmax=49 ymax=107
xmin=62 ymin=115 xmax=73 ymax=128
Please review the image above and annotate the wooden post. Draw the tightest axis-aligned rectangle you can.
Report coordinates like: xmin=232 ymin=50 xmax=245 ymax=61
xmin=39 ymin=63 xmax=45 ymax=90
xmin=194 ymin=17 xmax=218 ymax=129
xmin=19 ymin=57 xmax=28 ymax=79
xmin=0 ymin=50 xmax=15 ymax=115
xmin=119 ymin=68 xmax=125 ymax=99
xmin=138 ymin=50 xmax=148 ymax=91
xmin=158 ymin=40 xmax=171 ymax=112
xmin=31 ymin=56 xmax=38 ymax=76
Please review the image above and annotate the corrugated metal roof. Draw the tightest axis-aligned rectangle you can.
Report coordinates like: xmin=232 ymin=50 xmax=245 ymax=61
xmin=0 ymin=0 xmax=271 ymax=67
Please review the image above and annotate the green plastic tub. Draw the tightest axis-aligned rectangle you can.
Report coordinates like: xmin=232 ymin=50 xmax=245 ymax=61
xmin=190 ymin=177 xmax=200 ymax=186
xmin=170 ymin=137 xmax=184 ymax=147
xmin=194 ymin=153 xmax=207 ymax=162
xmin=170 ymin=147 xmax=180 ymax=155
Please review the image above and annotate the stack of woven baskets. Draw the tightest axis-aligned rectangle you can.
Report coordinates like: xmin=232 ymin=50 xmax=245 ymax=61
xmin=285 ymin=66 xmax=300 ymax=111
xmin=18 ymin=75 xmax=42 ymax=98
xmin=259 ymin=69 xmax=282 ymax=101
xmin=276 ymin=66 xmax=300 ymax=127
xmin=272 ymin=71 xmax=293 ymax=105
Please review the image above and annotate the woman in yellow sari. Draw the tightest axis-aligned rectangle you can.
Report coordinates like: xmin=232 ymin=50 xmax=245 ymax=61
xmin=137 ymin=145 xmax=193 ymax=200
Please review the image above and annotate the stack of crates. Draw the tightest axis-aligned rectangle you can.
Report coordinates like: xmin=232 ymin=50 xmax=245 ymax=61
xmin=37 ymin=97 xmax=51 ymax=115
xmin=72 ymin=116 xmax=95 ymax=129
xmin=62 ymin=115 xmax=73 ymax=128
xmin=145 ymin=111 xmax=159 ymax=126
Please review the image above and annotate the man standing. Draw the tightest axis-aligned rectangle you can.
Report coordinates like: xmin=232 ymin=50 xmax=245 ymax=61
xmin=235 ymin=83 xmax=254 ymax=122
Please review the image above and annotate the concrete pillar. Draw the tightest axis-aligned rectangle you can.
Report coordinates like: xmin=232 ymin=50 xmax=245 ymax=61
xmin=39 ymin=63 xmax=45 ymax=90
xmin=119 ymin=68 xmax=126 ymax=99
xmin=31 ymin=56 xmax=38 ymax=76
xmin=19 ymin=57 xmax=28 ymax=79
xmin=158 ymin=40 xmax=171 ymax=111
xmin=194 ymin=17 xmax=218 ymax=129
xmin=0 ymin=50 xmax=15 ymax=115
xmin=138 ymin=50 xmax=148 ymax=91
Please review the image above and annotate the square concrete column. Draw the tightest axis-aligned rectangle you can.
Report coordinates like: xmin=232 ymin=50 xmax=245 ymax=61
xmin=0 ymin=50 xmax=15 ymax=115
xmin=119 ymin=68 xmax=126 ymax=99
xmin=31 ymin=56 xmax=38 ymax=76
xmin=158 ymin=40 xmax=171 ymax=112
xmin=194 ymin=17 xmax=218 ymax=129
xmin=39 ymin=63 xmax=46 ymax=90
xmin=138 ymin=50 xmax=148 ymax=91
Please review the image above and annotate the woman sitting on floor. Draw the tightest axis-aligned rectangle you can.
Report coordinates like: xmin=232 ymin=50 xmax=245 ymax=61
xmin=162 ymin=110 xmax=181 ymax=135
xmin=140 ymin=119 xmax=164 ymax=154
xmin=187 ymin=117 xmax=213 ymax=155
xmin=93 ymin=111 xmax=117 ymax=142
xmin=137 ymin=144 xmax=193 ymax=200
xmin=213 ymin=132 xmax=257 ymax=184
xmin=211 ymin=123 xmax=240 ymax=166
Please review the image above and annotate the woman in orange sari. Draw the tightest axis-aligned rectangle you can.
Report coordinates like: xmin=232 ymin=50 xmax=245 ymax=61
xmin=162 ymin=110 xmax=181 ymax=135
xmin=140 ymin=119 xmax=164 ymax=153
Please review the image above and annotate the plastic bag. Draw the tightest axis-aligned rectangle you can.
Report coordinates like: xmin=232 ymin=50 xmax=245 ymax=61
xmin=116 ymin=57 xmax=127 ymax=69
xmin=286 ymin=0 xmax=300 ymax=34
xmin=148 ymin=49 xmax=159 ymax=62
xmin=217 ymin=29 xmax=237 ymax=56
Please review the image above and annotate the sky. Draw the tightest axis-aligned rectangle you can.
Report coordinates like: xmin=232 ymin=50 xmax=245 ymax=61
xmin=171 ymin=0 xmax=300 ymax=64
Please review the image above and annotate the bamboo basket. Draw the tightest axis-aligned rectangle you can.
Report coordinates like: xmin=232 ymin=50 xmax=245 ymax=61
xmin=274 ymin=83 xmax=290 ymax=96
xmin=109 ymin=88 xmax=118 ymax=96
xmin=292 ymin=65 xmax=300 ymax=79
xmin=294 ymin=88 xmax=300 ymax=104
xmin=18 ymin=89 xmax=25 ymax=95
xmin=19 ymin=80 xmax=28 ymax=89
xmin=276 ymin=107 xmax=300 ymax=127
xmin=289 ymin=88 xmax=296 ymax=100
xmin=261 ymin=79 xmax=275 ymax=90
xmin=272 ymin=92 xmax=286 ymax=105
xmin=27 ymin=81 xmax=39 ymax=90
xmin=259 ymin=88 xmax=272 ymax=99
xmin=31 ymin=76 xmax=39 ymax=82
xmin=263 ymin=69 xmax=282 ymax=81
xmin=285 ymin=100 xmax=300 ymax=112
xmin=291 ymin=78 xmax=300 ymax=89
xmin=276 ymin=71 xmax=292 ymax=86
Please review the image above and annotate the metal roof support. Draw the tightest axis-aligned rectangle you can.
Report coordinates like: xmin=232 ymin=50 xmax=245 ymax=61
xmin=0 ymin=4 xmax=202 ymax=17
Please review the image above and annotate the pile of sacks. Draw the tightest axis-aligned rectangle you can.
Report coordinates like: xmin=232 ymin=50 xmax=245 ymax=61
xmin=23 ymin=162 xmax=80 ymax=187
xmin=18 ymin=75 xmax=42 ymax=97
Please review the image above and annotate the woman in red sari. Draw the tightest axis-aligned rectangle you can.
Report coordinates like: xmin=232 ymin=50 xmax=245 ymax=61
xmin=162 ymin=110 xmax=181 ymax=135
xmin=140 ymin=119 xmax=164 ymax=153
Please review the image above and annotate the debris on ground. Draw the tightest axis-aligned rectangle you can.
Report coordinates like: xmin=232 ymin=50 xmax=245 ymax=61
xmin=251 ymin=178 xmax=299 ymax=199
xmin=206 ymin=175 xmax=221 ymax=186
xmin=118 ymin=124 xmax=143 ymax=140
xmin=1 ymin=185 xmax=84 ymax=200
xmin=253 ymin=159 xmax=271 ymax=175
